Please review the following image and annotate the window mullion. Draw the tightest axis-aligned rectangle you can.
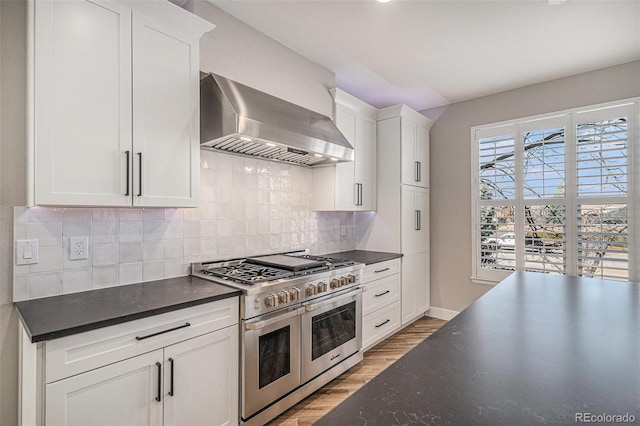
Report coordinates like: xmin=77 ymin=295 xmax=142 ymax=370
xmin=629 ymin=102 xmax=639 ymax=281
xmin=514 ymin=123 xmax=525 ymax=270
xmin=566 ymin=114 xmax=578 ymax=276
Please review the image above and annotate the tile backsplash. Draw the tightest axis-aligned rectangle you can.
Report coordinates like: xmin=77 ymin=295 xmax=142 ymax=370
xmin=14 ymin=151 xmax=356 ymax=301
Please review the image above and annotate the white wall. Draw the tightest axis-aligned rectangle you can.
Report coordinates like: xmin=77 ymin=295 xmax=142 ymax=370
xmin=423 ymin=60 xmax=640 ymax=313
xmin=0 ymin=1 xmax=27 ymax=423
xmin=186 ymin=0 xmax=335 ymax=118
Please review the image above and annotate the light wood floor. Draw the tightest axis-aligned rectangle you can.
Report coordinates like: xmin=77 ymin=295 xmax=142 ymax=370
xmin=268 ymin=316 xmax=448 ymax=426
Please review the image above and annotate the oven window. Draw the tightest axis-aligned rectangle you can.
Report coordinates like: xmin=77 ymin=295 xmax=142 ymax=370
xmin=311 ymin=301 xmax=356 ymax=360
xmin=258 ymin=326 xmax=291 ymax=389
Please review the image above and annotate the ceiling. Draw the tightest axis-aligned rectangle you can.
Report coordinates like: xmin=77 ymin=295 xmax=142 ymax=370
xmin=209 ymin=0 xmax=640 ymax=112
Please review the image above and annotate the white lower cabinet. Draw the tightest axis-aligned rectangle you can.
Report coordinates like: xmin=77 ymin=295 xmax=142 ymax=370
xmin=361 ymin=259 xmax=402 ymax=351
xmin=21 ymin=298 xmax=239 ymax=426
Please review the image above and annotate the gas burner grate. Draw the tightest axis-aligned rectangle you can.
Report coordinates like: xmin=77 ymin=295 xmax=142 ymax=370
xmin=201 ymin=263 xmax=294 ymax=284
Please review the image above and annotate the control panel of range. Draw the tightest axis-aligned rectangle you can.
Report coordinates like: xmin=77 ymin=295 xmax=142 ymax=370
xmin=260 ymin=274 xmax=358 ymax=310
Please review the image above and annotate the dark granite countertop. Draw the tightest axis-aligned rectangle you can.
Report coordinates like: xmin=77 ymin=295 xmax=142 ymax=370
xmin=317 ymin=272 xmax=640 ymax=425
xmin=323 ymin=250 xmax=402 ymax=265
xmin=15 ymin=276 xmax=241 ymax=343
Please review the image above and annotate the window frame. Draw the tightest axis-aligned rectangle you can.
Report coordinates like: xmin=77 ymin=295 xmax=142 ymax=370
xmin=471 ymin=99 xmax=640 ymax=285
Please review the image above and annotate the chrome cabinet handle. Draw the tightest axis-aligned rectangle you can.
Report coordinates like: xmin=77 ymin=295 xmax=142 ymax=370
xmin=359 ymin=183 xmax=363 ymax=206
xmin=374 ymin=290 xmax=391 ymax=298
xmin=374 ymin=267 xmax=390 ymax=274
xmin=417 ymin=210 xmax=422 ymax=231
xmin=417 ymin=161 xmax=421 ymax=182
xmin=415 ymin=161 xmax=420 ymax=182
xmin=415 ymin=210 xmax=420 ymax=230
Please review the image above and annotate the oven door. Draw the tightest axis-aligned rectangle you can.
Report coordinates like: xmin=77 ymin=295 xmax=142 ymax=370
xmin=242 ymin=306 xmax=303 ymax=420
xmin=301 ymin=287 xmax=362 ymax=384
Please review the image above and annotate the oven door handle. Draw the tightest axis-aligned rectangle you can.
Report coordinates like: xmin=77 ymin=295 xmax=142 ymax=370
xmin=245 ymin=307 xmax=304 ymax=330
xmin=304 ymin=287 xmax=362 ymax=312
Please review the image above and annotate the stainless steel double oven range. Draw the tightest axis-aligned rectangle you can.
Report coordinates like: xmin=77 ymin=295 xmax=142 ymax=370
xmin=192 ymin=251 xmax=364 ymax=425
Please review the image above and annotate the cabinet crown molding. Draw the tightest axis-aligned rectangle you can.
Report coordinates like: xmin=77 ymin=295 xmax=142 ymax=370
xmin=119 ymin=0 xmax=215 ymax=36
xmin=331 ymin=88 xmax=378 ymax=118
xmin=377 ymin=104 xmax=433 ymax=129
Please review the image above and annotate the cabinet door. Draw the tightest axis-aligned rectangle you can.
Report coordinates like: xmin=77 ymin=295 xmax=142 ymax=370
xmin=163 ymin=325 xmax=239 ymax=426
xmin=416 ymin=124 xmax=429 ymax=188
xmin=415 ymin=187 xmax=429 ymax=253
xmin=355 ymin=115 xmax=376 ymax=210
xmin=401 ymin=185 xmax=416 ymax=255
xmin=400 ymin=119 xmax=417 ymax=186
xmin=401 ymin=253 xmax=417 ymax=325
xmin=415 ymin=249 xmax=430 ymax=315
xmin=132 ymin=13 xmax=200 ymax=207
xmin=334 ymin=104 xmax=357 ymax=210
xmin=46 ymin=350 xmax=163 ymax=426
xmin=34 ymin=0 xmax=132 ymax=206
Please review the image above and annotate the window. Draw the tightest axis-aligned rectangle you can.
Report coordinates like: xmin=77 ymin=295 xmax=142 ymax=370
xmin=472 ymin=100 xmax=639 ymax=283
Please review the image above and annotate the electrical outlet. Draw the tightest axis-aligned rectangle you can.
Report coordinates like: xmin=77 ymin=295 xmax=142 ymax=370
xmin=69 ymin=237 xmax=89 ymax=260
xmin=340 ymin=225 xmax=347 ymax=237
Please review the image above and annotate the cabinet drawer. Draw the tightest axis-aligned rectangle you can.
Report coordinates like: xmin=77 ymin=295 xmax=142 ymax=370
xmin=363 ymin=274 xmax=400 ymax=316
xmin=45 ymin=297 xmax=238 ymax=383
xmin=362 ymin=258 xmax=401 ymax=282
xmin=362 ymin=301 xmax=401 ymax=351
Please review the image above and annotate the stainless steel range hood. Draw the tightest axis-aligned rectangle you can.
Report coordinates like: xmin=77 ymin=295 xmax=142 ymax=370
xmin=200 ymin=73 xmax=353 ymax=166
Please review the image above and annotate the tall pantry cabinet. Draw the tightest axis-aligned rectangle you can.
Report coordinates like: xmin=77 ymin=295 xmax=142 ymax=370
xmin=356 ymin=105 xmax=433 ymax=325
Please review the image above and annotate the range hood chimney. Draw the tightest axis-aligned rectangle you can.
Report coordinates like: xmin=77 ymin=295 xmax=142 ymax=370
xmin=200 ymin=73 xmax=354 ymax=166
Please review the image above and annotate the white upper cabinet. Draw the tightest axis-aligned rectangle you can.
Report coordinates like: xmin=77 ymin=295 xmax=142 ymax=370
xmin=312 ymin=89 xmax=377 ymax=211
xmin=30 ymin=0 xmax=214 ymax=207
xmin=390 ymin=109 xmax=430 ymax=188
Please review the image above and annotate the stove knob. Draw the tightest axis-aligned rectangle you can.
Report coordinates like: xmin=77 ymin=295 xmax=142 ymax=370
xmin=339 ymin=276 xmax=347 ymax=286
xmin=288 ymin=287 xmax=301 ymax=301
xmin=278 ymin=290 xmax=290 ymax=304
xmin=330 ymin=278 xmax=340 ymax=289
xmin=265 ymin=293 xmax=278 ymax=308
xmin=306 ymin=283 xmax=317 ymax=297
xmin=347 ymin=274 xmax=357 ymax=284
xmin=317 ymin=281 xmax=328 ymax=293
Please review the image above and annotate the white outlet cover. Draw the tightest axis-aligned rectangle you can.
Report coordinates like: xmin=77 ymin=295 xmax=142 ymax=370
xmin=69 ymin=237 xmax=89 ymax=260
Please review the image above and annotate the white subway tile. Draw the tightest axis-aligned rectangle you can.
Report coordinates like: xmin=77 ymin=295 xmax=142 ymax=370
xmin=29 ymin=247 xmax=62 ymax=273
xmin=120 ymin=242 xmax=143 ymax=263
xmin=182 ymin=207 xmax=202 ymax=221
xmin=63 ymin=221 xmax=91 ymax=237
xmin=143 ymin=221 xmax=164 ymax=241
xmin=184 ymin=238 xmax=201 ymax=257
xmin=143 ymin=260 xmax=165 ymax=281
xmin=63 ymin=268 xmax=92 ymax=294
xmin=164 ymin=239 xmax=184 ymax=259
xmin=165 ymin=208 xmax=183 ymax=222
xmin=119 ymin=220 xmax=143 ymax=242
xmin=143 ymin=209 xmax=165 ymax=221
xmin=164 ymin=220 xmax=183 ymax=240
xmin=217 ymin=221 xmax=232 ymax=236
xmin=15 ymin=224 xmax=27 ymax=240
xmin=93 ymin=243 xmax=119 ymax=266
xmin=29 ymin=207 xmax=62 ymax=222
xmin=92 ymin=221 xmax=118 ymax=244
xmin=143 ymin=240 xmax=164 ymax=260
xmin=15 ymin=206 xmax=29 ymax=224
xmin=119 ymin=262 xmax=142 ymax=285
xmin=201 ymin=238 xmax=217 ymax=260
xmin=164 ymin=258 xmax=187 ymax=279
xmin=92 ymin=208 xmax=118 ymax=221
xmin=119 ymin=208 xmax=142 ymax=221
xmin=93 ymin=266 xmax=118 ymax=288
xmin=63 ymin=208 xmax=92 ymax=222
xmin=28 ymin=222 xmax=62 ymax=247
xmin=183 ymin=221 xmax=201 ymax=238
xmin=29 ymin=272 xmax=62 ymax=299
xmin=200 ymin=220 xmax=217 ymax=238
xmin=232 ymin=220 xmax=245 ymax=236
xmin=14 ymin=275 xmax=29 ymax=301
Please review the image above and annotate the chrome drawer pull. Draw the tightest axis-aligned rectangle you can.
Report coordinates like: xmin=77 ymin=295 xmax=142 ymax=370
xmin=375 ymin=319 xmax=391 ymax=328
xmin=135 ymin=323 xmax=191 ymax=341
xmin=374 ymin=290 xmax=391 ymax=298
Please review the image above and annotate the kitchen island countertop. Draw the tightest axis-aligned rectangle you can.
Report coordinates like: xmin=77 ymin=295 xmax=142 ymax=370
xmin=316 ymin=271 xmax=640 ymax=425
xmin=15 ymin=276 xmax=240 ymax=343
xmin=322 ymin=250 xmax=402 ymax=265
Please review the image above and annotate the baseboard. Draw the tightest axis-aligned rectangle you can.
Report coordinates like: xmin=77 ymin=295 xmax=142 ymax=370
xmin=427 ymin=307 xmax=460 ymax=321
